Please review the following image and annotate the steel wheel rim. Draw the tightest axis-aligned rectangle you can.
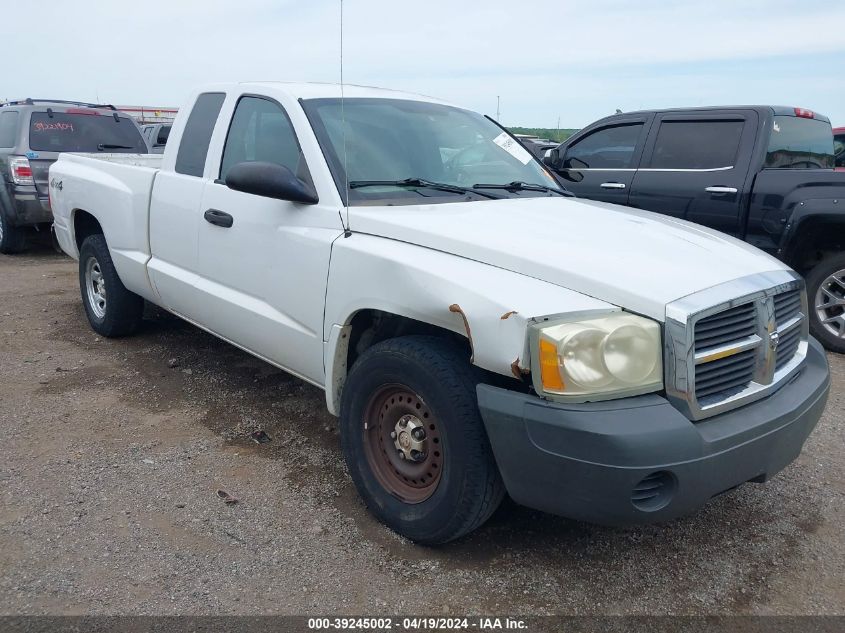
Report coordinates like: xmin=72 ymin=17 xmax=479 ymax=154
xmin=362 ymin=384 xmax=443 ymax=504
xmin=815 ymin=267 xmax=845 ymax=339
xmin=85 ymin=256 xmax=107 ymax=319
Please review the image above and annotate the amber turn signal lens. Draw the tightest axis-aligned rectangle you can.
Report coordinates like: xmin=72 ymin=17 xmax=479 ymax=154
xmin=539 ymin=339 xmax=565 ymax=392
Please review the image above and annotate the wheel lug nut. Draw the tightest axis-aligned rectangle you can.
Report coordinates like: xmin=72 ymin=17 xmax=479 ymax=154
xmin=398 ymin=451 xmax=406 ymax=460
xmin=411 ymin=428 xmax=426 ymax=441
xmin=390 ymin=431 xmax=396 ymax=439
xmin=411 ymin=450 xmax=426 ymax=462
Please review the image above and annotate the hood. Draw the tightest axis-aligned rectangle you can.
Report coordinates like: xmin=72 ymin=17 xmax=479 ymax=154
xmin=349 ymin=196 xmax=790 ymax=321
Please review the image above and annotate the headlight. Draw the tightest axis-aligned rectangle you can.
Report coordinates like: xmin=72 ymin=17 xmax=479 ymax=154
xmin=530 ymin=312 xmax=663 ymax=401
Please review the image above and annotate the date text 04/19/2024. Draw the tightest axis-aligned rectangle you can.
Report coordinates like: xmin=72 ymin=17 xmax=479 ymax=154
xmin=307 ymin=617 xmax=528 ymax=630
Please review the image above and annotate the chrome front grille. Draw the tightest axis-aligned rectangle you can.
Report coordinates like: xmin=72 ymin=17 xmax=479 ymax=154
xmin=694 ymin=303 xmax=757 ymax=352
xmin=774 ymin=289 xmax=802 ymax=322
xmin=665 ymin=271 xmax=809 ymax=421
xmin=695 ymin=347 xmax=756 ymax=402
xmin=774 ymin=289 xmax=803 ymax=372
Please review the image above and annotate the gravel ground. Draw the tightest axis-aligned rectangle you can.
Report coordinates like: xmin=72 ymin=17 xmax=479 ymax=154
xmin=1 ymin=238 xmax=844 ymax=616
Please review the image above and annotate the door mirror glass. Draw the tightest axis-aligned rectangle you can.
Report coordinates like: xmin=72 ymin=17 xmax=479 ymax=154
xmin=224 ymin=161 xmax=319 ymax=204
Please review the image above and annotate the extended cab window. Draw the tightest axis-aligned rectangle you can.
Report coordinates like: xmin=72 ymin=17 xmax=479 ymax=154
xmin=175 ymin=92 xmax=226 ymax=177
xmin=28 ymin=111 xmax=146 ymax=153
xmin=563 ymin=124 xmax=643 ymax=169
xmin=765 ymin=116 xmax=835 ymax=169
xmin=649 ymin=120 xmax=743 ymax=170
xmin=0 ymin=111 xmax=19 ymax=147
xmin=220 ymin=97 xmax=302 ymax=181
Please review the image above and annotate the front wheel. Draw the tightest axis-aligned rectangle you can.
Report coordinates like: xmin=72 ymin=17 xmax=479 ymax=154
xmin=806 ymin=254 xmax=845 ymax=353
xmin=78 ymin=234 xmax=144 ymax=337
xmin=340 ymin=336 xmax=505 ymax=545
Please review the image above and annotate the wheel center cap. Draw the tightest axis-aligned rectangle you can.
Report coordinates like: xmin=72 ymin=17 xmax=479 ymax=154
xmin=393 ymin=414 xmax=426 ymax=461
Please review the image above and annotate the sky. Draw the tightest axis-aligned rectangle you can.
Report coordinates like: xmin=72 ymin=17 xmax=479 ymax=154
xmin=3 ymin=0 xmax=844 ymax=128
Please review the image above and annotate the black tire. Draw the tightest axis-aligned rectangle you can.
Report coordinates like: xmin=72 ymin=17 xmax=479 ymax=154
xmin=340 ymin=335 xmax=505 ymax=545
xmin=78 ymin=234 xmax=143 ymax=337
xmin=805 ymin=253 xmax=845 ymax=354
xmin=0 ymin=211 xmax=27 ymax=254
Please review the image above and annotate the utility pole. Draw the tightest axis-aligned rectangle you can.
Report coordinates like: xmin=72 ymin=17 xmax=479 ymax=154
xmin=556 ymin=116 xmax=560 ymax=141
xmin=496 ymin=96 xmax=500 ymax=121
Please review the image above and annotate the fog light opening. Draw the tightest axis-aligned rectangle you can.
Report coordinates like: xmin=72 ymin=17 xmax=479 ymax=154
xmin=631 ymin=470 xmax=677 ymax=512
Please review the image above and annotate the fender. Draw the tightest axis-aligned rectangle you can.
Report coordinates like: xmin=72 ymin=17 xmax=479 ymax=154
xmin=779 ymin=201 xmax=845 ymax=262
xmin=322 ymin=234 xmax=617 ymax=415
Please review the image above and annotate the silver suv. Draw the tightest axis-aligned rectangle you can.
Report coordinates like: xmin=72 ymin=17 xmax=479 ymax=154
xmin=0 ymin=99 xmax=148 ymax=253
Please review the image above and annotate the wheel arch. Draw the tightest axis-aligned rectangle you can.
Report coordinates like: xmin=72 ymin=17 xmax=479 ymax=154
xmin=72 ymin=208 xmax=104 ymax=252
xmin=782 ymin=211 xmax=845 ymax=273
xmin=324 ymin=308 xmax=475 ymax=416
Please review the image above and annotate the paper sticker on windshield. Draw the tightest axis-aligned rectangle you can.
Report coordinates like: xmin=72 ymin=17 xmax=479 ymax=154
xmin=492 ymin=132 xmax=533 ymax=165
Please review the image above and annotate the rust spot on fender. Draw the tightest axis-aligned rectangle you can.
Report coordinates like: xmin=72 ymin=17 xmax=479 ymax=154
xmin=500 ymin=310 xmax=518 ymax=320
xmin=449 ymin=304 xmax=474 ymax=362
xmin=510 ymin=357 xmax=530 ymax=380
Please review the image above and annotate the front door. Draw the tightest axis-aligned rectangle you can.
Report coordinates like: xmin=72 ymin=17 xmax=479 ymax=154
xmin=193 ymin=94 xmax=340 ymax=384
xmin=554 ymin=117 xmax=650 ymax=205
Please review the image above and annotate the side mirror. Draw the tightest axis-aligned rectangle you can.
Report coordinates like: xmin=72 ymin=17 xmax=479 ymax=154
xmin=225 ymin=161 xmax=318 ymax=205
xmin=543 ymin=147 xmax=566 ymax=170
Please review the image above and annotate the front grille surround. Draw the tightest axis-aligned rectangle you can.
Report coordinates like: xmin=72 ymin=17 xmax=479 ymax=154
xmin=665 ymin=271 xmax=808 ymax=421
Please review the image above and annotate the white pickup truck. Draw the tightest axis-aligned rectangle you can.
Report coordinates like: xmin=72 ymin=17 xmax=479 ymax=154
xmin=50 ymin=83 xmax=830 ymax=544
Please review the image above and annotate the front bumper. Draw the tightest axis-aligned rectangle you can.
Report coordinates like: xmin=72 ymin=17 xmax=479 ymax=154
xmin=477 ymin=337 xmax=830 ymax=526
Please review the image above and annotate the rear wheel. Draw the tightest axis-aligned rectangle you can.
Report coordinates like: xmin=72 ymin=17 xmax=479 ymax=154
xmin=806 ymin=253 xmax=845 ymax=353
xmin=79 ymin=234 xmax=144 ymax=337
xmin=0 ymin=212 xmax=27 ymax=254
xmin=340 ymin=336 xmax=505 ymax=544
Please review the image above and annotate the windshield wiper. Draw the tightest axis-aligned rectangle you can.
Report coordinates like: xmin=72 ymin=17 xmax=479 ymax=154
xmin=97 ymin=143 xmax=135 ymax=151
xmin=472 ymin=181 xmax=572 ymax=196
xmin=349 ymin=178 xmax=500 ymax=199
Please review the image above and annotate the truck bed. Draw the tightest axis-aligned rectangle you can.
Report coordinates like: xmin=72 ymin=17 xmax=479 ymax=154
xmin=50 ymin=153 xmax=162 ymax=302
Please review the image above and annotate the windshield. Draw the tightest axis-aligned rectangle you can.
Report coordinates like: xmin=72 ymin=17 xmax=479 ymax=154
xmin=765 ymin=115 xmax=834 ymax=169
xmin=302 ymin=98 xmax=560 ymax=205
xmin=28 ymin=111 xmax=147 ymax=153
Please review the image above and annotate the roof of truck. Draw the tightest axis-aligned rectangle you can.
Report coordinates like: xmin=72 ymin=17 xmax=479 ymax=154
xmin=237 ymin=81 xmax=454 ymax=105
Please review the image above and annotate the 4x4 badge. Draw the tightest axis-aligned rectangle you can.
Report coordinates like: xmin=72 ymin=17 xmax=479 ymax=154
xmin=50 ymin=178 xmax=63 ymax=191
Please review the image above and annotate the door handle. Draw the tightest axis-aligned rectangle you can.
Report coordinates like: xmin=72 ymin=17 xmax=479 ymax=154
xmin=600 ymin=182 xmax=626 ymax=189
xmin=204 ymin=208 xmax=234 ymax=228
xmin=705 ymin=186 xmax=738 ymax=194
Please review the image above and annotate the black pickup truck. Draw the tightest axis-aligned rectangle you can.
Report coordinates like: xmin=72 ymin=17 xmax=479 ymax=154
xmin=545 ymin=106 xmax=845 ymax=352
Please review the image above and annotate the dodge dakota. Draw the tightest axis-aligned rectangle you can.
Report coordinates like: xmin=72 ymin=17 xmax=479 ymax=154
xmin=50 ymin=83 xmax=830 ymax=544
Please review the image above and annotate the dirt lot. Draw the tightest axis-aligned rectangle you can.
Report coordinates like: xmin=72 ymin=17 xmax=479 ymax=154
xmin=1 ymin=239 xmax=844 ymax=616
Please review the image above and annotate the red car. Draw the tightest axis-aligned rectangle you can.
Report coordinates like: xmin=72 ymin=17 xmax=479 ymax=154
xmin=835 ymin=126 xmax=845 ymax=170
